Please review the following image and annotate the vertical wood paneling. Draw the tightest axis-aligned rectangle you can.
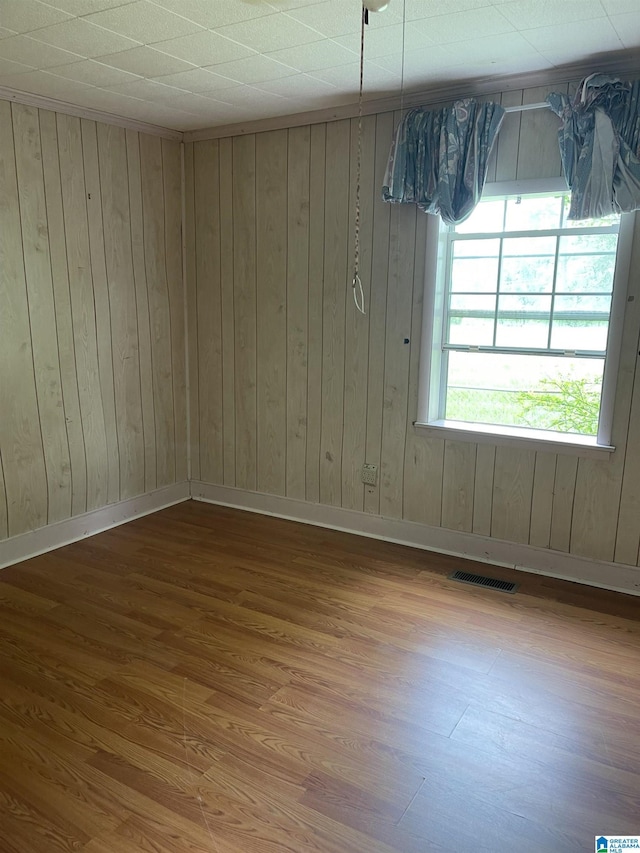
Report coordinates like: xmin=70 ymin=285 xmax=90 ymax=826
xmin=97 ymin=122 xmax=144 ymax=501
xmin=342 ymin=115 xmax=375 ymax=512
xmin=550 ymin=455 xmax=578 ymax=553
xmin=126 ymin=129 xmax=157 ymax=493
xmin=13 ymin=103 xmax=72 ymax=524
xmin=233 ymin=134 xmax=257 ymax=492
xmin=0 ymin=100 xmax=48 ymax=535
xmin=40 ymin=110 xmax=88 ymax=518
xmin=194 ymin=139 xmax=223 ymax=484
xmin=320 ymin=119 xmax=350 ymax=507
xmin=615 ymin=366 xmax=640 ymax=565
xmin=529 ymin=452 xmax=557 ymax=549
xmin=286 ymin=125 xmax=310 ymax=501
xmin=306 ymin=124 xmax=325 ymax=504
xmin=183 ymin=141 xmax=198 ymax=482
xmin=493 ymin=90 xmax=522 ymax=182
xmin=219 ymin=137 xmax=236 ymax=487
xmin=162 ymin=138 xmax=187 ymax=483
xmin=256 ymin=129 xmax=288 ymax=496
xmin=570 ymin=458 xmax=621 ymax=560
xmin=364 ymin=111 xmax=393 ymax=517
xmin=380 ymin=201 xmax=416 ymax=520
xmin=441 ymin=441 xmax=476 ymax=532
xmin=81 ymin=119 xmax=120 ymax=505
xmin=472 ymin=444 xmax=495 ymax=536
xmin=516 ymin=86 xmax=564 ymax=180
xmin=57 ymin=113 xmax=109 ymax=513
xmin=404 ymin=439 xmax=445 ymax=526
xmin=491 ymin=447 xmax=535 ymax=544
xmin=614 ymin=218 xmax=640 ymax=566
xmin=1 ymin=101 xmax=184 ymax=545
xmin=139 ymin=133 xmax=176 ymax=488
xmin=572 ymin=453 xmax=630 ymax=563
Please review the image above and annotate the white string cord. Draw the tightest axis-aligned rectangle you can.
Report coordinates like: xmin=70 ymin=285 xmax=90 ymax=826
xmin=399 ymin=0 xmax=406 ymax=122
xmin=352 ymin=3 xmax=366 ymax=315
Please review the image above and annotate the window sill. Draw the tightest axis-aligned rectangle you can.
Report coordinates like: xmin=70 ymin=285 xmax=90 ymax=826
xmin=414 ymin=419 xmax=615 ymax=458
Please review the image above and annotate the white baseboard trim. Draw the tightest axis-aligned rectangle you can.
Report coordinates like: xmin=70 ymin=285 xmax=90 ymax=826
xmin=0 ymin=482 xmax=190 ymax=570
xmin=192 ymin=481 xmax=640 ymax=597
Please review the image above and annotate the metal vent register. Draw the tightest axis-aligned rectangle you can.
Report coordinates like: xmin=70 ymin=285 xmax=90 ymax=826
xmin=448 ymin=570 xmax=518 ymax=594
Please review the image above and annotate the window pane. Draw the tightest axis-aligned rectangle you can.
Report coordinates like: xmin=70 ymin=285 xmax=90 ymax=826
xmin=445 ymin=351 xmax=604 ymax=435
xmin=495 ymin=320 xmax=549 ymax=348
xmin=556 ymin=236 xmax=617 ymax=293
xmin=504 ymin=195 xmax=563 ymax=231
xmin=448 ymin=294 xmax=495 ymax=345
xmin=448 ymin=317 xmax=495 ymax=346
xmin=496 ymin=294 xmax=551 ymax=347
xmin=450 ymin=294 xmax=497 ymax=314
xmin=500 ymin=236 xmax=556 ymax=293
xmin=455 ymin=199 xmax=505 ymax=233
xmin=502 ymin=236 xmax=556 ymax=257
xmin=498 ymin=294 xmax=552 ymax=315
xmin=550 ymin=294 xmax=612 ymax=351
xmin=500 ymin=257 xmax=555 ymax=293
xmin=560 ymin=233 xmax=618 ymax=253
xmin=453 ymin=238 xmax=500 ymax=258
xmin=451 ymin=257 xmax=499 ymax=293
xmin=550 ymin=321 xmax=609 ymax=351
xmin=553 ymin=293 xmax=611 ymax=315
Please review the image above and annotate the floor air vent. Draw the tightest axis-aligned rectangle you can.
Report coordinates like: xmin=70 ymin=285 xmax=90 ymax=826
xmin=448 ymin=570 xmax=518 ymax=594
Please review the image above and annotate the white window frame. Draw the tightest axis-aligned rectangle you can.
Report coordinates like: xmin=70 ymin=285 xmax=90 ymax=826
xmin=415 ymin=178 xmax=636 ymax=458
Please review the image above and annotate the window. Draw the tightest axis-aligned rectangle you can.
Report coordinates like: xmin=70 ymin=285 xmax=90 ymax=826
xmin=418 ymin=189 xmax=634 ymax=453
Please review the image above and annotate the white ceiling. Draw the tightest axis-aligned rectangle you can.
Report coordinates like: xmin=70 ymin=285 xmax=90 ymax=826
xmin=0 ymin=0 xmax=638 ymax=132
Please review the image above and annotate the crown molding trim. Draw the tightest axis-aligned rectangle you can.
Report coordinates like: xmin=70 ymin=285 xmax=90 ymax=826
xmin=184 ymin=52 xmax=640 ymax=142
xmin=1 ymin=53 xmax=638 ymax=147
xmin=0 ymin=86 xmax=183 ymax=141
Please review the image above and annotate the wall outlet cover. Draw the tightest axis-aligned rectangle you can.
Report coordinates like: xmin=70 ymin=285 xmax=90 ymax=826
xmin=361 ymin=463 xmax=378 ymax=486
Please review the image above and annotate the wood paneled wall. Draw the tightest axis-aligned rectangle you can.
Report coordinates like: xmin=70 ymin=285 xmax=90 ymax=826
xmin=0 ymin=101 xmax=187 ymax=541
xmin=187 ymin=82 xmax=640 ymax=572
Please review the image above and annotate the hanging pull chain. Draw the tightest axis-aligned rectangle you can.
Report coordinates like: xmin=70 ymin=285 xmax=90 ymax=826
xmin=352 ymin=3 xmax=366 ymax=315
xmin=399 ymin=0 xmax=406 ymax=121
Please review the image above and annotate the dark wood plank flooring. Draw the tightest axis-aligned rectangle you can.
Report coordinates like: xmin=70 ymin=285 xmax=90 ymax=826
xmin=0 ymin=500 xmax=639 ymax=852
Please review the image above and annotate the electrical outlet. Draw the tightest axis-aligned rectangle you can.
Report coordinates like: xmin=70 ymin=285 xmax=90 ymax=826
xmin=361 ymin=463 xmax=378 ymax=486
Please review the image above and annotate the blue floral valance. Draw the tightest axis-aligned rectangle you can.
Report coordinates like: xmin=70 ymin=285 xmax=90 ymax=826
xmin=382 ymin=99 xmax=505 ymax=225
xmin=547 ymin=74 xmax=640 ymax=220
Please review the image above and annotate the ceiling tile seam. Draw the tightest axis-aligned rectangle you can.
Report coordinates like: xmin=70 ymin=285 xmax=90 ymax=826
xmin=15 ymin=19 xmax=143 ymax=48
xmin=39 ymin=0 xmax=133 ymax=18
xmin=184 ymin=55 xmax=640 ymax=141
xmin=605 ymin=14 xmax=631 ymax=47
xmin=143 ymin=1 xmax=264 ymax=36
xmin=85 ymin=1 xmax=208 ymax=36
xmin=149 ymin=34 xmax=261 ymax=65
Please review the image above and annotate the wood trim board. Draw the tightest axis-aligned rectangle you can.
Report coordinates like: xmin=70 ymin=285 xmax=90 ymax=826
xmin=191 ymin=482 xmax=640 ymax=597
xmin=0 ymin=483 xmax=190 ymax=570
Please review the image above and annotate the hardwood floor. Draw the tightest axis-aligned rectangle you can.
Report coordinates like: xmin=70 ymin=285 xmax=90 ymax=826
xmin=1 ymin=500 xmax=639 ymax=852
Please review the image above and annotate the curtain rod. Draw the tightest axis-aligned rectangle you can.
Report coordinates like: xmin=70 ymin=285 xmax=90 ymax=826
xmin=503 ymin=101 xmax=550 ymax=113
